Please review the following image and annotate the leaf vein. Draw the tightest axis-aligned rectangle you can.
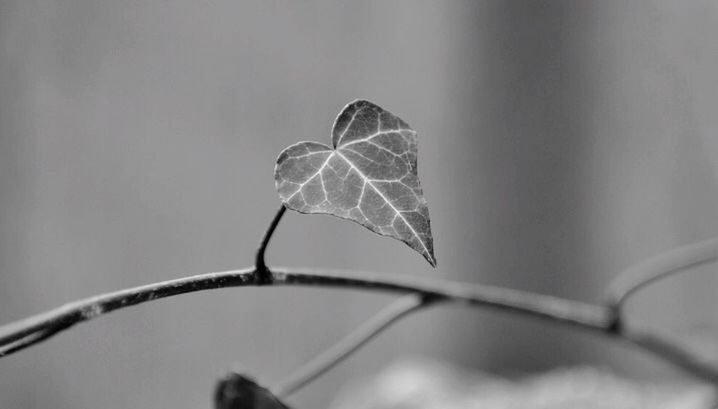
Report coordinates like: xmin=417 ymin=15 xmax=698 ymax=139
xmin=334 ymin=151 xmax=430 ymax=256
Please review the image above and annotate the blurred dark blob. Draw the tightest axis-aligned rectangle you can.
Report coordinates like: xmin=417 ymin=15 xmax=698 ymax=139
xmin=214 ymin=372 xmax=290 ymax=409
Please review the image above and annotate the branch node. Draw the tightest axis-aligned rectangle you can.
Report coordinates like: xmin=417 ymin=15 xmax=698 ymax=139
xmin=254 ymin=265 xmax=272 ymax=286
xmin=607 ymin=312 xmax=622 ymax=335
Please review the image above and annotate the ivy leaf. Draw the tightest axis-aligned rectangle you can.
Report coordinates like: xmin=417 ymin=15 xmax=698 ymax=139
xmin=274 ymin=100 xmax=436 ymax=267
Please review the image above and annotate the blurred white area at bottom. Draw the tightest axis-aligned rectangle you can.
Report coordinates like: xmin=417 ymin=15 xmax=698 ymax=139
xmin=329 ymin=358 xmax=714 ymax=409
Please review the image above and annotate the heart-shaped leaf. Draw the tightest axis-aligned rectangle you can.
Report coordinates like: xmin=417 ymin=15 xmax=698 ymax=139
xmin=274 ymin=100 xmax=436 ymax=267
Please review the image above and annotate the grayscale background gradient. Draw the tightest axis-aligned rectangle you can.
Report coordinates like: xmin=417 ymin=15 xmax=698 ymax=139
xmin=1 ymin=1 xmax=718 ymax=408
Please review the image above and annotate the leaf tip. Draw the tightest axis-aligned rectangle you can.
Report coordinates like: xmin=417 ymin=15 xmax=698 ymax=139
xmin=423 ymin=242 xmax=437 ymax=268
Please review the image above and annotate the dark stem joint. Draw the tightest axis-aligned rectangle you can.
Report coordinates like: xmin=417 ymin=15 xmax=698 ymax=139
xmin=606 ymin=308 xmax=622 ymax=335
xmin=419 ymin=292 xmax=444 ymax=305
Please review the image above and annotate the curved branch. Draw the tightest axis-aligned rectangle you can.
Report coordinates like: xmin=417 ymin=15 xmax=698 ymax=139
xmin=272 ymin=267 xmax=610 ymax=331
xmin=623 ymin=326 xmax=718 ymax=384
xmin=0 ymin=268 xmax=256 ymax=356
xmin=0 ymin=266 xmax=715 ymax=385
xmin=605 ymin=237 xmax=718 ymax=318
xmin=272 ymin=293 xmax=436 ymax=398
xmin=0 ymin=267 xmax=606 ymax=358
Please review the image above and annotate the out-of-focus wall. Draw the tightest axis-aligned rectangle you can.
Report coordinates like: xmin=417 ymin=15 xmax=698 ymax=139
xmin=1 ymin=1 xmax=717 ymax=408
xmin=447 ymin=0 xmax=718 ymax=377
xmin=445 ymin=0 xmax=718 ymax=376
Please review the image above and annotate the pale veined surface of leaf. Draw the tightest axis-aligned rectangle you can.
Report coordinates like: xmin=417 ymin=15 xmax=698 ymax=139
xmin=274 ymin=100 xmax=436 ymax=267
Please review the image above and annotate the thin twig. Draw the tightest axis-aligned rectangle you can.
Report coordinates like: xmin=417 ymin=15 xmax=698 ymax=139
xmin=605 ymin=237 xmax=718 ymax=320
xmin=0 ymin=268 xmax=256 ymax=357
xmin=272 ymin=267 xmax=610 ymax=331
xmin=0 ymin=324 xmax=70 ymax=357
xmin=0 ymin=267 xmax=605 ymax=354
xmin=623 ymin=326 xmax=718 ymax=384
xmin=272 ymin=293 xmax=436 ymax=398
xmin=255 ymin=204 xmax=287 ymax=282
xmin=0 ymin=266 xmax=715 ymax=384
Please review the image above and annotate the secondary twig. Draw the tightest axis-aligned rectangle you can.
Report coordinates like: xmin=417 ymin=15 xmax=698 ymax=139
xmin=272 ymin=267 xmax=609 ymax=330
xmin=272 ymin=293 xmax=436 ymax=398
xmin=623 ymin=326 xmax=718 ymax=384
xmin=605 ymin=237 xmax=718 ymax=323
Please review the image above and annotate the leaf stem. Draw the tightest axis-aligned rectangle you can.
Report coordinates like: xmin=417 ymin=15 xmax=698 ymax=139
xmin=272 ymin=293 xmax=436 ymax=398
xmin=255 ymin=204 xmax=287 ymax=283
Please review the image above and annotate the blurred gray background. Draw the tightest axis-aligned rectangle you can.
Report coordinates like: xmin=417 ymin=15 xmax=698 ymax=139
xmin=2 ymin=1 xmax=718 ymax=408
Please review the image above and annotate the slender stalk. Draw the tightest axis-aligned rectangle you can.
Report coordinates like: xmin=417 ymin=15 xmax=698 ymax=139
xmin=605 ymin=237 xmax=718 ymax=320
xmin=623 ymin=326 xmax=718 ymax=384
xmin=255 ymin=204 xmax=287 ymax=282
xmin=272 ymin=293 xmax=435 ymax=398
